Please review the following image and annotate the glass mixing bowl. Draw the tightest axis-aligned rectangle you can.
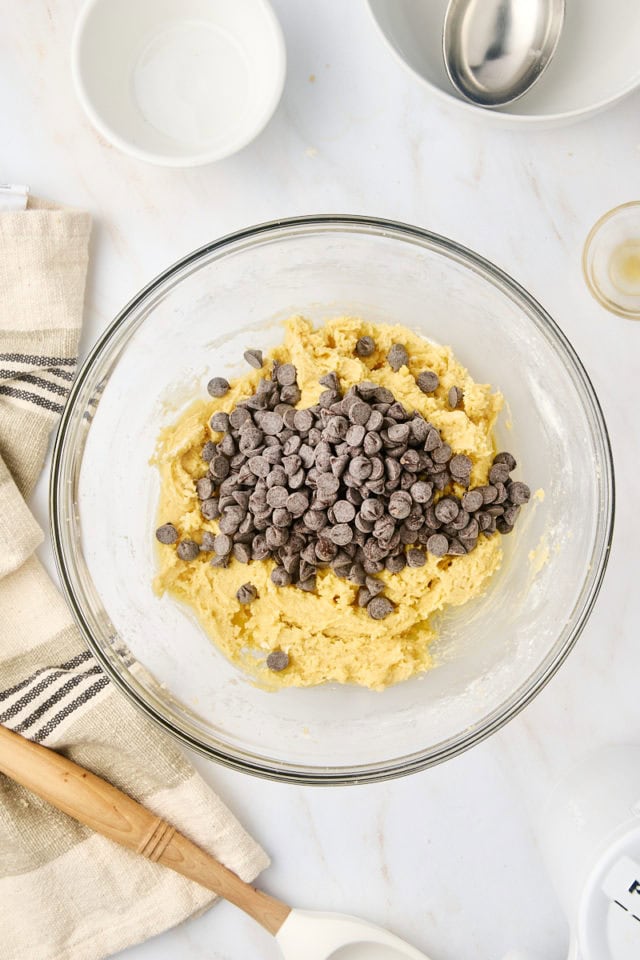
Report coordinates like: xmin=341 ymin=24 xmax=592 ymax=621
xmin=51 ymin=216 xmax=614 ymax=784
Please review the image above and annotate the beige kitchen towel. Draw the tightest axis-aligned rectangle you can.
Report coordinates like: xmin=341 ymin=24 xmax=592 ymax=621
xmin=0 ymin=196 xmax=269 ymax=960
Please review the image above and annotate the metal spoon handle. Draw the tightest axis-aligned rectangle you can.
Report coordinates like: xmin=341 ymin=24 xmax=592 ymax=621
xmin=0 ymin=724 xmax=291 ymax=936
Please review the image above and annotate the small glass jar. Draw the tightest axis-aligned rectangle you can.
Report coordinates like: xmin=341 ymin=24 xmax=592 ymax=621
xmin=583 ymin=201 xmax=640 ymax=320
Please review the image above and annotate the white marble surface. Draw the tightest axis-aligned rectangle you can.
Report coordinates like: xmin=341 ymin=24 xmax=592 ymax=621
xmin=4 ymin=1 xmax=640 ymax=958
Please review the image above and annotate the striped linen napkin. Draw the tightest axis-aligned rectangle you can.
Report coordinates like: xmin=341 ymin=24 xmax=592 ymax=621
xmin=0 ymin=195 xmax=269 ymax=960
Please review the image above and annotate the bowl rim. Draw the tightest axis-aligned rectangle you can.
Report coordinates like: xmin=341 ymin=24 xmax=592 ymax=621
xmin=50 ymin=214 xmax=616 ymax=784
xmin=70 ymin=0 xmax=287 ymax=167
xmin=365 ymin=0 xmax=640 ymax=126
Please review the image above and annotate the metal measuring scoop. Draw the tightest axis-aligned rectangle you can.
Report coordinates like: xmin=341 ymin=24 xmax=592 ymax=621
xmin=443 ymin=0 xmax=565 ymax=107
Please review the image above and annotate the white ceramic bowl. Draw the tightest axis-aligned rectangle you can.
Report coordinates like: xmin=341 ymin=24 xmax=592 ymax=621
xmin=72 ymin=0 xmax=286 ymax=166
xmin=367 ymin=0 xmax=640 ymax=126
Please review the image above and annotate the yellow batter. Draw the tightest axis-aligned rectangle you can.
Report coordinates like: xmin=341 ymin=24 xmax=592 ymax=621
xmin=153 ymin=317 xmax=503 ymax=690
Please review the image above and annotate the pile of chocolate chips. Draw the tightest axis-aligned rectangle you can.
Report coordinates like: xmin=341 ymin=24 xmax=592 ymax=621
xmin=156 ymin=341 xmax=530 ymax=621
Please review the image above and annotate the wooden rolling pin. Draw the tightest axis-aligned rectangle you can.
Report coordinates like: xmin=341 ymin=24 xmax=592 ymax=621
xmin=0 ymin=724 xmax=290 ymax=935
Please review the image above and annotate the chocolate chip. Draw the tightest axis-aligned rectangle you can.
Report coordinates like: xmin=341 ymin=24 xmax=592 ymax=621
xmin=503 ymin=504 xmax=520 ymax=526
xmin=266 ymin=484 xmax=288 ymax=508
xmin=156 ymin=523 xmax=178 ymax=544
xmin=248 ymin=455 xmax=270 ymax=477
xmin=219 ymin=507 xmax=244 ymax=534
xmin=489 ymin=462 xmax=510 ymax=484
xmin=333 ymin=500 xmax=356 ymax=523
xmin=263 ymin=445 xmax=283 ymax=466
xmin=357 ymin=586 xmax=372 ymax=607
xmin=363 ymin=432 xmax=383 ymax=456
xmin=432 ymin=443 xmax=452 ymax=464
xmin=210 ymin=555 xmax=229 ymax=568
xmin=283 ymin=435 xmax=302 ymax=456
xmin=400 ymin=449 xmax=421 ymax=472
xmin=383 ymin=553 xmax=404 ymax=573
xmin=388 ymin=490 xmax=412 ymax=519
xmin=434 ymin=498 xmax=459 ymax=523
xmin=329 ymin=523 xmax=353 ymax=545
xmin=195 ymin=477 xmax=213 ymax=500
xmin=508 ymin=481 xmax=531 ymax=505
xmin=207 ymin=377 xmax=230 ymax=398
xmin=177 ymin=539 xmax=199 ymax=561
xmin=450 ymin=454 xmax=473 ymax=480
xmin=280 ymin=384 xmax=301 ymax=405
xmin=213 ymin=533 xmax=233 ymax=556
xmin=448 ymin=386 xmax=463 ymax=409
xmin=494 ymin=451 xmax=517 ymax=471
xmin=374 ymin=386 xmax=395 ymax=404
xmin=230 ymin=407 xmax=251 ymax=429
xmin=324 ymin=416 xmax=349 ymax=442
xmin=202 ymin=441 xmax=217 ymax=462
xmin=387 ymin=344 xmax=409 ymax=371
xmin=407 ymin=419 xmax=427 ymax=446
xmin=239 ymin=427 xmax=264 ymax=452
xmin=480 ymin=484 xmax=498 ymax=504
xmin=450 ymin=508 xmax=470 ymax=530
xmin=233 ymin=543 xmax=251 ymax=563
xmin=427 ymin=533 xmax=448 ymax=557
xmin=496 ymin=518 xmax=514 ymax=534
xmin=316 ymin=538 xmax=337 ymax=562
xmin=354 ymin=336 xmax=375 ymax=357
xmin=244 ymin=349 xmax=263 ymax=369
xmin=251 ymin=534 xmax=270 ymax=559
xmin=218 ymin=433 xmax=236 ymax=457
xmin=201 ymin=498 xmax=220 ymax=520
xmin=354 ymin=381 xmax=375 ymax=398
xmin=266 ymin=526 xmax=289 ymax=548
xmin=447 ymin=539 xmax=466 ymax=556
xmin=271 ymin=566 xmax=292 ymax=587
xmin=409 ymin=480 xmax=432 ymax=503
xmin=210 ymin=455 xmax=231 ymax=479
xmin=297 ymin=577 xmax=317 ymax=592
xmin=318 ymin=373 xmax=340 ymax=394
xmin=266 ymin=649 xmax=289 ymax=672
xmin=367 ymin=596 xmax=395 ymax=619
xmin=348 ymin=401 xmax=371 ymax=426
xmin=416 ymin=370 xmax=439 ymax=393
xmin=459 ymin=518 xmax=479 ymax=541
xmin=477 ymin=511 xmax=493 ymax=532
xmin=237 ymin=582 xmax=258 ymax=604
xmin=424 ymin=428 xmax=441 ymax=452
xmin=317 ymin=474 xmax=341 ymax=500
xmin=303 ymin=509 xmax=328 ymax=531
xmin=388 ymin=422 xmax=410 ymax=443
xmin=272 ymin=508 xmax=292 ymax=528
xmin=287 ymin=492 xmax=309 ymax=516
xmin=209 ymin=412 xmax=229 ymax=432
xmin=346 ymin=424 xmax=366 ymax=447
xmin=348 ymin=456 xmax=371 ymax=481
xmin=360 ymin=499 xmax=383 ymax=523
xmin=406 ymin=548 xmax=425 ymax=567
xmin=462 ymin=490 xmax=483 ymax=512
xmin=200 ymin=531 xmax=217 ymax=551
xmin=494 ymin=482 xmax=508 ymax=505
xmin=292 ymin=409 xmax=313 ymax=433
xmin=275 ymin=363 xmax=297 ymax=386
xmin=387 ymin=402 xmax=406 ymax=421
xmin=261 ymin=411 xmax=284 ymax=435
xmin=347 ymin=563 xmax=366 ymax=585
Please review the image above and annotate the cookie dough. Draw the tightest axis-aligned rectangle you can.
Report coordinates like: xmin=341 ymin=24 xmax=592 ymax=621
xmin=153 ymin=317 xmax=503 ymax=690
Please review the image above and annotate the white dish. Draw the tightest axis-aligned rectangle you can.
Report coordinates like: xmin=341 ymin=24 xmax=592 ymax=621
xmin=72 ymin=0 xmax=286 ymax=166
xmin=367 ymin=0 xmax=640 ymax=126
